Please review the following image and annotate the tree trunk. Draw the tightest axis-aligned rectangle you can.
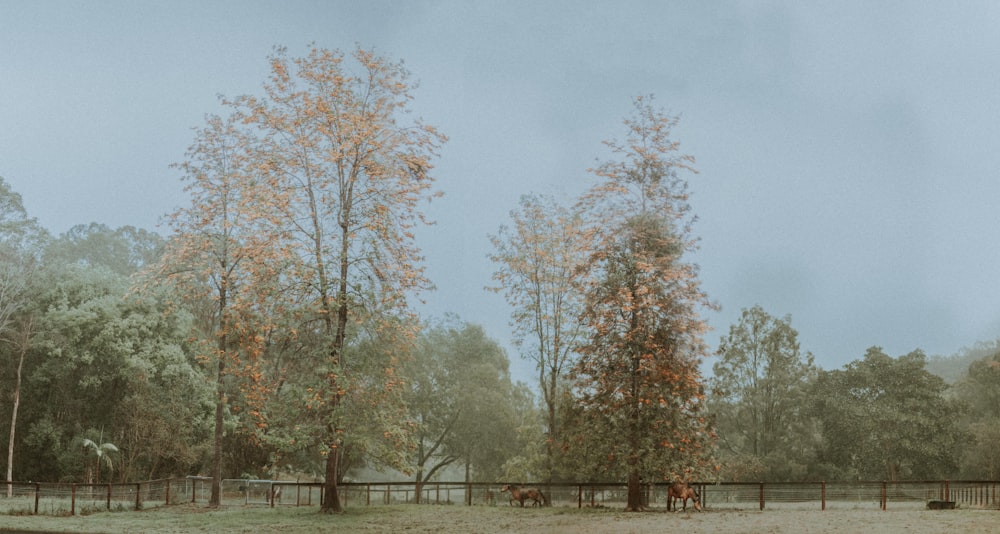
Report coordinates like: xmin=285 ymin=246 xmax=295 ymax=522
xmin=625 ymin=316 xmax=643 ymax=512
xmin=209 ymin=365 xmax=225 ymax=507
xmin=414 ymin=462 xmax=423 ymax=505
xmin=322 ymin=443 xmax=342 ymax=512
xmin=320 ymin=225 xmax=350 ymax=514
xmin=210 ymin=284 xmax=229 ymax=508
xmin=626 ymin=468 xmax=643 ymax=511
xmin=6 ymin=339 xmax=25 ymax=497
xmin=546 ymin=369 xmax=557 ymax=483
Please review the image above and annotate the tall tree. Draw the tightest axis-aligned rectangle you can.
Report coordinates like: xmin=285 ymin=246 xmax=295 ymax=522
xmin=0 ymin=177 xmax=46 ymax=346
xmin=811 ymin=347 xmax=966 ymax=481
xmin=18 ymin=260 xmax=210 ymax=483
xmin=233 ymin=45 xmax=445 ymax=512
xmin=571 ymin=97 xmax=715 ymax=511
xmin=951 ymin=350 xmax=1000 ymax=478
xmin=489 ymin=193 xmax=587 ymax=480
xmin=45 ymin=223 xmax=164 ymax=277
xmin=403 ymin=319 xmax=518 ymax=499
xmin=710 ymin=305 xmax=817 ymax=480
xmin=156 ymin=112 xmax=279 ymax=506
xmin=0 ymin=177 xmax=47 ymax=494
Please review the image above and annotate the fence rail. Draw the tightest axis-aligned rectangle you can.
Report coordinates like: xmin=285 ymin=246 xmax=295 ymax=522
xmin=3 ymin=478 xmax=998 ymax=516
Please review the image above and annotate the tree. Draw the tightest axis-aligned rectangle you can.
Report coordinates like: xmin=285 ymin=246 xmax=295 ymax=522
xmin=15 ymin=235 xmax=211 ymax=483
xmin=5 ymin=315 xmax=34 ymax=496
xmin=232 ymin=45 xmax=445 ymax=512
xmin=811 ymin=347 xmax=967 ymax=481
xmin=953 ymin=350 xmax=1000 ymax=477
xmin=403 ymin=318 xmax=520 ymax=499
xmin=81 ymin=432 xmax=118 ymax=485
xmin=45 ymin=223 xmax=164 ymax=277
xmin=570 ymin=97 xmax=715 ymax=511
xmin=0 ymin=177 xmax=47 ymax=494
xmin=489 ymin=193 xmax=587 ymax=481
xmin=156 ymin=111 xmax=282 ymax=506
xmin=709 ymin=305 xmax=817 ymax=480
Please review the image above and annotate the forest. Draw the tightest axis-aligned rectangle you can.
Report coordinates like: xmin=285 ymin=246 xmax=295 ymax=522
xmin=1 ymin=46 xmax=998 ymax=513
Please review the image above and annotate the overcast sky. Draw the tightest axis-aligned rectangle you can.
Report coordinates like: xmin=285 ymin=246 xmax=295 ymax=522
xmin=3 ymin=1 xmax=1000 ymax=384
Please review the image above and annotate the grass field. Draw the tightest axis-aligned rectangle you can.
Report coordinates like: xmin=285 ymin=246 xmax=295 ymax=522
xmin=0 ymin=503 xmax=998 ymax=533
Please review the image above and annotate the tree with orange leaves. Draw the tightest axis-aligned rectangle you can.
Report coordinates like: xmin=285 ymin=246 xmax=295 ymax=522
xmin=569 ymin=96 xmax=716 ymax=511
xmin=489 ymin=193 xmax=587 ymax=481
xmin=232 ymin=45 xmax=445 ymax=513
xmin=157 ymin=112 xmax=281 ymax=507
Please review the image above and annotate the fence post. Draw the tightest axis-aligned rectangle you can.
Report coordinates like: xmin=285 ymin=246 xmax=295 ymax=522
xmin=106 ymin=484 xmax=112 ymax=510
xmin=759 ymin=482 xmax=764 ymax=511
xmin=135 ymin=483 xmax=141 ymax=510
xmin=821 ymin=481 xmax=826 ymax=511
xmin=71 ymin=484 xmax=76 ymax=516
xmin=944 ymin=480 xmax=950 ymax=502
xmin=880 ymin=481 xmax=886 ymax=511
xmin=466 ymin=483 xmax=472 ymax=506
xmin=34 ymin=482 xmax=40 ymax=515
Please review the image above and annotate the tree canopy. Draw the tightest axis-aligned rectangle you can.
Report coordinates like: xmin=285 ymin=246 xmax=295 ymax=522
xmin=568 ymin=97 xmax=715 ymax=511
xmin=710 ymin=305 xmax=817 ymax=481
xmin=811 ymin=347 xmax=967 ymax=481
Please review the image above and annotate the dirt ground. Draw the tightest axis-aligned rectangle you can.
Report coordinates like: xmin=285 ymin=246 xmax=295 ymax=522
xmin=0 ymin=503 xmax=997 ymax=533
xmin=357 ymin=506 xmax=1000 ymax=534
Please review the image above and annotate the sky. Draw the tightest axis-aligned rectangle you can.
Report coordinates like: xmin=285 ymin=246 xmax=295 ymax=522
xmin=3 ymin=1 xmax=1000 ymax=385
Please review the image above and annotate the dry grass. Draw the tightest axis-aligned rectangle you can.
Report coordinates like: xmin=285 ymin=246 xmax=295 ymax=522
xmin=0 ymin=503 xmax=997 ymax=533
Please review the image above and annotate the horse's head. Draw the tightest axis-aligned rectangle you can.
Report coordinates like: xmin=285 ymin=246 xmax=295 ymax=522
xmin=690 ymin=488 xmax=702 ymax=510
xmin=500 ymin=484 xmax=510 ymax=492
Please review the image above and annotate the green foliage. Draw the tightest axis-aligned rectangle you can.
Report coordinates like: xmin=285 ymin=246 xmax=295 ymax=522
xmin=0 ymin=176 xmax=49 ymax=252
xmin=81 ymin=433 xmax=118 ymax=484
xmin=811 ymin=347 xmax=968 ymax=481
xmin=254 ymin=316 xmax=418 ymax=482
xmin=926 ymin=340 xmax=1000 ymax=385
xmin=7 ymin=246 xmax=213 ymax=482
xmin=952 ymin=349 xmax=1000 ymax=477
xmin=45 ymin=223 xmax=164 ymax=276
xmin=709 ymin=305 xmax=818 ymax=481
xmin=403 ymin=317 xmax=530 ymax=485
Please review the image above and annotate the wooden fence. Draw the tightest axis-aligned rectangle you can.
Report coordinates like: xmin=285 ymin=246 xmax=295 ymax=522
xmin=2 ymin=478 xmax=998 ymax=515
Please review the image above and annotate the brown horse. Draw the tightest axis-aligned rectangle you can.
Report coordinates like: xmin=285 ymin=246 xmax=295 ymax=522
xmin=500 ymin=484 xmax=549 ymax=507
xmin=667 ymin=482 xmax=701 ymax=512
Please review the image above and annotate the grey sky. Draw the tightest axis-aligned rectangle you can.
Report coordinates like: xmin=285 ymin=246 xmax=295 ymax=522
xmin=3 ymin=1 xmax=999 ymax=384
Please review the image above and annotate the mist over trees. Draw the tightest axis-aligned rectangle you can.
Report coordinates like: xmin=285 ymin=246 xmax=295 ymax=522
xmin=2 ymin=44 xmax=1000 ymax=517
xmin=710 ymin=306 xmax=818 ymax=481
